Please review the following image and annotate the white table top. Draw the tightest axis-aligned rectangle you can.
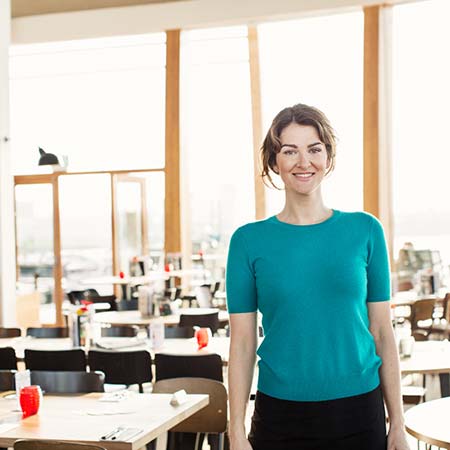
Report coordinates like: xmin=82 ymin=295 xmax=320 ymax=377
xmin=93 ymin=309 xmax=229 ymax=327
xmin=405 ymin=396 xmax=450 ymax=449
xmin=400 ymin=340 xmax=450 ymax=375
xmin=0 ymin=392 xmax=208 ymax=450
xmin=82 ymin=270 xmax=210 ymax=286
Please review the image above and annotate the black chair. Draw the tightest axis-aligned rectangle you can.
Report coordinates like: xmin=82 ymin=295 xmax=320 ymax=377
xmin=0 ymin=327 xmax=21 ymax=338
xmin=88 ymin=350 xmax=152 ymax=393
xmin=30 ymin=371 xmax=105 ymax=393
xmin=26 ymin=327 xmax=69 ymax=338
xmin=0 ymin=369 xmax=17 ymax=390
xmin=179 ymin=312 xmax=220 ymax=334
xmin=165 ymin=326 xmax=195 ymax=339
xmin=101 ymin=325 xmax=139 ymax=338
xmin=24 ymin=349 xmax=87 ymax=371
xmin=66 ymin=289 xmax=100 ymax=304
xmin=117 ymin=299 xmax=138 ymax=311
xmin=0 ymin=347 xmax=17 ymax=370
xmin=154 ymin=353 xmax=223 ymax=382
xmin=89 ymin=295 xmax=118 ymax=311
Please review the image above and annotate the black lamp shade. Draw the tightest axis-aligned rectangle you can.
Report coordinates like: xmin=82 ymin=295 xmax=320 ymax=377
xmin=38 ymin=147 xmax=59 ymax=166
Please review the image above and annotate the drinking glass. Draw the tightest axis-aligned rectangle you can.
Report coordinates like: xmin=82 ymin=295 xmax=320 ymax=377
xmin=19 ymin=385 xmax=42 ymax=418
xmin=195 ymin=327 xmax=211 ymax=350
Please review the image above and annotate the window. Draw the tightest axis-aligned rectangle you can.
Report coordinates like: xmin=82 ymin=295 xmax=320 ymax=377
xmin=10 ymin=33 xmax=166 ymax=174
xmin=258 ymin=12 xmax=364 ymax=214
xmin=392 ymin=0 xmax=450 ymax=268
xmin=181 ymin=26 xmax=255 ymax=269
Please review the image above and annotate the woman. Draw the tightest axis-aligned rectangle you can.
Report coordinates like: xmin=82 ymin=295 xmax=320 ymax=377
xmin=226 ymin=103 xmax=410 ymax=450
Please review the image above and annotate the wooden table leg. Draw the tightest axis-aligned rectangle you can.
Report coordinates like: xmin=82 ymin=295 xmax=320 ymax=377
xmin=155 ymin=431 xmax=168 ymax=450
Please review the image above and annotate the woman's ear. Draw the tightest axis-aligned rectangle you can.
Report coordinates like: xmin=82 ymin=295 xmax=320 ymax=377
xmin=272 ymin=164 xmax=279 ymax=175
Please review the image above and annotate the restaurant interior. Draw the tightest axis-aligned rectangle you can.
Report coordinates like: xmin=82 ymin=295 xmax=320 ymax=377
xmin=1 ymin=0 xmax=450 ymax=449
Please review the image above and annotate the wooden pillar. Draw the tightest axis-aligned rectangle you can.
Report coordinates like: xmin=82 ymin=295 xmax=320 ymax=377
xmin=363 ymin=6 xmax=380 ymax=218
xmin=364 ymin=5 xmax=394 ymax=265
xmin=0 ymin=0 xmax=17 ymax=326
xmin=52 ymin=176 xmax=64 ymax=325
xmin=164 ymin=30 xmax=181 ymax=255
xmin=248 ymin=26 xmax=266 ymax=220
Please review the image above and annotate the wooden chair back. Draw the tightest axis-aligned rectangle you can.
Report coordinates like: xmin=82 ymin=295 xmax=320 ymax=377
xmin=14 ymin=440 xmax=106 ymax=450
xmin=0 ymin=327 xmax=21 ymax=338
xmin=153 ymin=377 xmax=227 ymax=433
xmin=410 ymin=298 xmax=436 ymax=329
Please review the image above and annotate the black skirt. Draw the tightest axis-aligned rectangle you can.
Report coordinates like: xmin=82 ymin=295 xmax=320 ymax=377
xmin=248 ymin=386 xmax=387 ymax=450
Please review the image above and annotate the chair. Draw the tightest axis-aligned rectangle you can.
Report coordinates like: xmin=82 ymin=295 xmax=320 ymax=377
xmin=153 ymin=377 xmax=227 ymax=450
xmin=401 ymin=385 xmax=426 ymax=404
xmin=89 ymin=295 xmax=118 ymax=311
xmin=0 ymin=369 xmax=17 ymax=390
xmin=0 ymin=347 xmax=17 ymax=370
xmin=154 ymin=353 xmax=223 ymax=382
xmin=30 ymin=371 xmax=105 ymax=393
xmin=66 ymin=289 xmax=100 ymax=304
xmin=165 ymin=326 xmax=195 ymax=339
xmin=88 ymin=350 xmax=152 ymax=393
xmin=426 ymin=293 xmax=450 ymax=339
xmin=117 ymin=299 xmax=138 ymax=311
xmin=26 ymin=327 xmax=69 ymax=338
xmin=24 ymin=349 xmax=87 ymax=371
xmin=14 ymin=440 xmax=106 ymax=450
xmin=410 ymin=298 xmax=436 ymax=339
xmin=179 ymin=312 xmax=220 ymax=334
xmin=100 ymin=325 xmax=139 ymax=338
xmin=0 ymin=327 xmax=21 ymax=338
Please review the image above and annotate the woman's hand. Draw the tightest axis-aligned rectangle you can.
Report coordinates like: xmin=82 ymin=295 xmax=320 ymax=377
xmin=229 ymin=434 xmax=253 ymax=450
xmin=387 ymin=425 xmax=411 ymax=450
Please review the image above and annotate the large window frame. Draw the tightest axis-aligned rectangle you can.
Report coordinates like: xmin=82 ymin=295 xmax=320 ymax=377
xmin=14 ymin=167 xmax=163 ymax=325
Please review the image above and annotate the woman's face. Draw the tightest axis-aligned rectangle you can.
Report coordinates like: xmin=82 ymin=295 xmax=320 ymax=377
xmin=274 ymin=123 xmax=330 ymax=197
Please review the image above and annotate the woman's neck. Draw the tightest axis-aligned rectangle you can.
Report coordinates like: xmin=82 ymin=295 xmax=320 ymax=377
xmin=277 ymin=194 xmax=332 ymax=225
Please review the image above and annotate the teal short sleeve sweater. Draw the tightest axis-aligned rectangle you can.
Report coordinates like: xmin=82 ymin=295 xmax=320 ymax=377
xmin=226 ymin=210 xmax=391 ymax=401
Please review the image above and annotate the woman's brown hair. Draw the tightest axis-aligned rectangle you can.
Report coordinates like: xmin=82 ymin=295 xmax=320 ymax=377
xmin=261 ymin=103 xmax=337 ymax=189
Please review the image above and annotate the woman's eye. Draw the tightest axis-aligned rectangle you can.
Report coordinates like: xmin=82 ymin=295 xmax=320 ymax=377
xmin=283 ymin=150 xmax=296 ymax=155
xmin=310 ymin=147 xmax=322 ymax=153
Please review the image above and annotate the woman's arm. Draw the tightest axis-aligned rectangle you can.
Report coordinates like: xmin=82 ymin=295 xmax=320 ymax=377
xmin=368 ymin=301 xmax=410 ymax=450
xmin=228 ymin=312 xmax=257 ymax=450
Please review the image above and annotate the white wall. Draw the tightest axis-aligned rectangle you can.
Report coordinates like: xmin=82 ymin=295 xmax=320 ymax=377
xmin=0 ymin=0 xmax=17 ymax=326
xmin=11 ymin=0 xmax=417 ymax=44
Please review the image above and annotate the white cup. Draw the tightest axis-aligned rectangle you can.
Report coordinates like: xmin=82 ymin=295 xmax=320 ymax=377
xmin=399 ymin=336 xmax=415 ymax=357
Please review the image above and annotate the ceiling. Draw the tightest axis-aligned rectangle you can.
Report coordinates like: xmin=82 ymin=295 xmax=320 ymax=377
xmin=11 ymin=0 xmax=190 ymax=18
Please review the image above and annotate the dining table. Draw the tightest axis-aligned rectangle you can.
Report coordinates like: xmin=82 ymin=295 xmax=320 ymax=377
xmin=93 ymin=308 xmax=229 ymax=328
xmin=399 ymin=340 xmax=450 ymax=376
xmin=404 ymin=396 xmax=450 ymax=449
xmin=0 ymin=392 xmax=208 ymax=450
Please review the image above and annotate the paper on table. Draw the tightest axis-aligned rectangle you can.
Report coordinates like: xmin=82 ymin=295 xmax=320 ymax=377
xmin=99 ymin=391 xmax=134 ymax=402
xmin=74 ymin=408 xmax=137 ymax=416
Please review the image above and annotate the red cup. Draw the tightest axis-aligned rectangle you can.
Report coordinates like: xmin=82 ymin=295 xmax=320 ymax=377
xmin=20 ymin=385 xmax=42 ymax=418
xmin=195 ymin=328 xmax=211 ymax=350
